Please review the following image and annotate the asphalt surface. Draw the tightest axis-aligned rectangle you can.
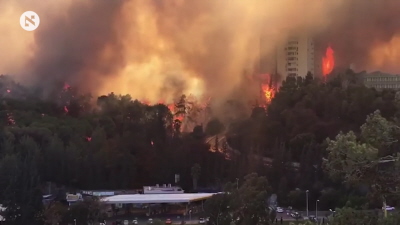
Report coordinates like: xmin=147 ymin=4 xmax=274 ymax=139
xmin=106 ymin=209 xmax=394 ymax=224
xmin=107 ymin=212 xmax=328 ymax=224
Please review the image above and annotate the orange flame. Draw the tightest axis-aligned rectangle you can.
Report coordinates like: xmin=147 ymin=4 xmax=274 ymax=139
xmin=322 ymin=46 xmax=335 ymax=76
xmin=261 ymin=84 xmax=275 ymax=103
xmin=259 ymin=73 xmax=275 ymax=104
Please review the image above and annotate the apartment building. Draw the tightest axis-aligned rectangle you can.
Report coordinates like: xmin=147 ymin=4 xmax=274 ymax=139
xmin=260 ymin=34 xmax=321 ymax=80
xmin=277 ymin=35 xmax=320 ymax=78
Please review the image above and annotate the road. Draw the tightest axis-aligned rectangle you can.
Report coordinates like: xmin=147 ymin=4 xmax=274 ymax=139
xmin=107 ymin=214 xmax=202 ymax=225
xmin=106 ymin=209 xmax=395 ymax=224
xmin=107 ymin=212 xmax=329 ymax=224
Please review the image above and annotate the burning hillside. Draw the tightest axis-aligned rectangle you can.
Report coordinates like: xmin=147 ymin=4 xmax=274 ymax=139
xmin=0 ymin=0 xmax=400 ymax=105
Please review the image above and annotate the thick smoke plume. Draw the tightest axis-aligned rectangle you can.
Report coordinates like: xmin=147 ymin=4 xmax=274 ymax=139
xmin=317 ymin=0 xmax=400 ymax=73
xmin=0 ymin=0 xmax=400 ymax=103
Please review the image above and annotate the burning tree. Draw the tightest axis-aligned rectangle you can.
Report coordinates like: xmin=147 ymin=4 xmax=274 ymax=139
xmin=259 ymin=73 xmax=276 ymax=106
xmin=322 ymin=46 xmax=335 ymax=76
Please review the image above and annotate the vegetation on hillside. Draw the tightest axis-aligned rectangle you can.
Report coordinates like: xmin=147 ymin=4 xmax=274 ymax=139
xmin=1 ymin=70 xmax=400 ymax=223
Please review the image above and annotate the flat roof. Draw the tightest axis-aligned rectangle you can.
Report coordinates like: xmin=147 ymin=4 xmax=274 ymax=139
xmin=101 ymin=193 xmax=216 ymax=204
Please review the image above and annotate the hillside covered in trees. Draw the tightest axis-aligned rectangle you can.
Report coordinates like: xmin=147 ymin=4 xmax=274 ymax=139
xmin=1 ymin=70 xmax=400 ymax=223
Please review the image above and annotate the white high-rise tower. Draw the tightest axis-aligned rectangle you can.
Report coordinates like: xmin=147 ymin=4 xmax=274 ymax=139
xmin=276 ymin=34 xmax=320 ymax=78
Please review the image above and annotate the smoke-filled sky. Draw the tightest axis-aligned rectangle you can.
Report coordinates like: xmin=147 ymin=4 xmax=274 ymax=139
xmin=0 ymin=0 xmax=400 ymax=103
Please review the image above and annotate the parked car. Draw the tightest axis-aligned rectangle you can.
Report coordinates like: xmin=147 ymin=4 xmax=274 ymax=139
xmin=291 ymin=212 xmax=302 ymax=219
xmin=165 ymin=218 xmax=172 ymax=224
xmin=276 ymin=207 xmax=284 ymax=213
xmin=132 ymin=219 xmax=138 ymax=224
xmin=123 ymin=220 xmax=129 ymax=225
xmin=148 ymin=218 xmax=153 ymax=224
xmin=385 ymin=206 xmax=395 ymax=211
xmin=199 ymin=217 xmax=206 ymax=224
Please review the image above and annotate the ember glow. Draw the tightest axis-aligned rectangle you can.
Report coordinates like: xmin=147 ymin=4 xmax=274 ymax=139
xmin=63 ymin=83 xmax=71 ymax=90
xmin=6 ymin=113 xmax=15 ymax=125
xmin=322 ymin=46 xmax=335 ymax=76
xmin=259 ymin=73 xmax=275 ymax=105
xmin=261 ymin=84 xmax=275 ymax=104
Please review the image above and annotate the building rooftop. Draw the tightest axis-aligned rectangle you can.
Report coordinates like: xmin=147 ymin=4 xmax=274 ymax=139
xmin=101 ymin=193 xmax=217 ymax=204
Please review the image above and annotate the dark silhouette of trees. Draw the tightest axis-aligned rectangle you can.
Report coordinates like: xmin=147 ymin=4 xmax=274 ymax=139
xmin=0 ymin=70 xmax=399 ymax=222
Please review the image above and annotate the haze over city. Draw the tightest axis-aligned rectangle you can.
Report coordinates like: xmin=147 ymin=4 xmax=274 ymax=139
xmin=1 ymin=1 xmax=400 ymax=224
xmin=0 ymin=0 xmax=399 ymax=104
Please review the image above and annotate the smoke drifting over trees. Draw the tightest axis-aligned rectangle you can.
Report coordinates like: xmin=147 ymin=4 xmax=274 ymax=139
xmin=0 ymin=0 xmax=400 ymax=102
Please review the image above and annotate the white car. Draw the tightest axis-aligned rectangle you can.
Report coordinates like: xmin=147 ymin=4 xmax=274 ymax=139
xmin=132 ymin=219 xmax=138 ymax=224
xmin=276 ymin=207 xmax=284 ymax=213
xmin=123 ymin=220 xmax=129 ymax=225
xmin=199 ymin=217 xmax=206 ymax=224
xmin=385 ymin=206 xmax=395 ymax=211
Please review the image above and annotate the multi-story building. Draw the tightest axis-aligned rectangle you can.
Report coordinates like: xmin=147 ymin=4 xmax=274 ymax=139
xmin=360 ymin=71 xmax=400 ymax=90
xmin=277 ymin=35 xmax=320 ymax=78
xmin=260 ymin=34 xmax=321 ymax=80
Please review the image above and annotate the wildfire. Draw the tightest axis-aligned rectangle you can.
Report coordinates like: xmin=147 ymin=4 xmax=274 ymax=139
xmin=322 ymin=46 xmax=335 ymax=76
xmin=261 ymin=84 xmax=275 ymax=103
xmin=259 ymin=73 xmax=275 ymax=104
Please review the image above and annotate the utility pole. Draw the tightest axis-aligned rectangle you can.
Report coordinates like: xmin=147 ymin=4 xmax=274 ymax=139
xmin=236 ymin=178 xmax=239 ymax=190
xmin=306 ymin=190 xmax=309 ymax=218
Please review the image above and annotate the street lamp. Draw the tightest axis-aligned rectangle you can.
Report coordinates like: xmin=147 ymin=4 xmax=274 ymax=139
xmin=306 ymin=190 xmax=309 ymax=218
xmin=236 ymin=178 xmax=239 ymax=190
xmin=316 ymin=200 xmax=320 ymax=219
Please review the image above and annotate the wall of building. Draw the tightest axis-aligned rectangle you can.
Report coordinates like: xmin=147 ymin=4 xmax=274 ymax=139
xmin=275 ymin=34 xmax=320 ymax=79
xmin=362 ymin=71 xmax=400 ymax=90
xmin=259 ymin=34 xmax=322 ymax=84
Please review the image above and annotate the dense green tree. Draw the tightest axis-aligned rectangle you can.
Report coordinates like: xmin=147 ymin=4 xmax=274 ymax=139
xmin=327 ymin=207 xmax=379 ymax=225
xmin=205 ymin=119 xmax=225 ymax=136
xmin=43 ymin=202 xmax=68 ymax=225
xmin=324 ymin=110 xmax=400 ymax=217
xmin=204 ymin=193 xmax=232 ymax=225
xmin=63 ymin=198 xmax=105 ymax=225
xmin=205 ymin=173 xmax=273 ymax=225
xmin=0 ymin=136 xmax=43 ymax=225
